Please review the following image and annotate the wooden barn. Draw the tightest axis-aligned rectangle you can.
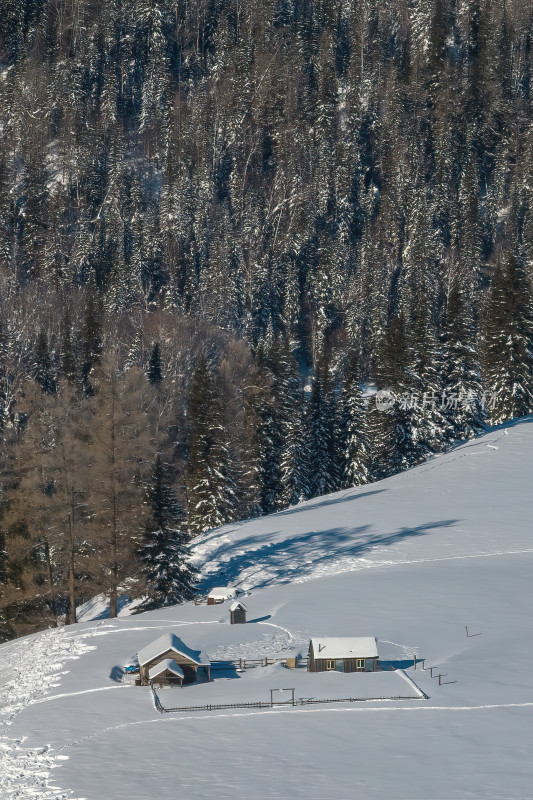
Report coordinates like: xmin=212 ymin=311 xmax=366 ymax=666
xmin=148 ymin=659 xmax=184 ymax=687
xmin=207 ymin=587 xmax=244 ymax=605
xmin=229 ymin=601 xmax=247 ymax=624
xmin=308 ymin=637 xmax=379 ymax=673
xmin=138 ymin=633 xmax=211 ymax=686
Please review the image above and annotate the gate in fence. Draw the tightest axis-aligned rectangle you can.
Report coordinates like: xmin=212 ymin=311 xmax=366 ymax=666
xmin=270 ymin=688 xmax=296 ymax=706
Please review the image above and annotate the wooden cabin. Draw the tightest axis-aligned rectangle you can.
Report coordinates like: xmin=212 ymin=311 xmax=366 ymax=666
xmin=308 ymin=637 xmax=379 ymax=673
xmin=229 ymin=601 xmax=247 ymax=624
xmin=148 ymin=659 xmax=184 ymax=687
xmin=138 ymin=633 xmax=211 ymax=686
xmin=207 ymin=587 xmax=244 ymax=605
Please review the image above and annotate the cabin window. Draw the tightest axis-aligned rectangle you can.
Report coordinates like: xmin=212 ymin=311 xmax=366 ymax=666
xmin=356 ymin=658 xmax=365 ymax=669
xmin=326 ymin=659 xmax=335 ymax=670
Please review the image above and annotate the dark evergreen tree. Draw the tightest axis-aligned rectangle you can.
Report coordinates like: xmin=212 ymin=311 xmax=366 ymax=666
xmin=61 ymin=310 xmax=77 ymax=385
xmin=370 ymin=316 xmax=424 ymax=478
xmin=482 ymin=253 xmax=533 ymax=424
xmin=148 ymin=342 xmax=163 ymax=385
xmin=80 ymin=290 xmax=103 ymax=393
xmin=0 ymin=529 xmax=12 ymax=641
xmin=245 ymin=354 xmax=282 ymax=515
xmin=407 ymin=289 xmax=451 ymax=456
xmin=186 ymin=356 xmax=237 ymax=534
xmin=0 ymin=529 xmax=7 ymax=586
xmin=240 ymin=364 xmax=265 ymax=517
xmin=441 ymin=281 xmax=485 ymax=439
xmin=136 ymin=456 xmax=197 ymax=612
xmin=306 ymin=347 xmax=339 ymax=498
xmin=277 ymin=337 xmax=308 ymax=506
xmin=0 ymin=321 xmax=10 ymax=431
xmin=34 ymin=330 xmax=56 ymax=395
xmin=338 ymin=351 xmax=370 ymax=488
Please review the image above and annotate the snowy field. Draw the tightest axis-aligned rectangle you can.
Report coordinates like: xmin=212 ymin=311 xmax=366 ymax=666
xmin=1 ymin=418 xmax=533 ymax=799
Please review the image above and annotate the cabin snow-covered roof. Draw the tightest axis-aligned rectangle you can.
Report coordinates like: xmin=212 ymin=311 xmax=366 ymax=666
xmin=309 ymin=637 xmax=379 ymax=659
xmin=148 ymin=659 xmax=184 ymax=680
xmin=207 ymin=587 xmax=239 ymax=600
xmin=229 ymin=601 xmax=247 ymax=612
xmin=138 ymin=633 xmax=211 ymax=667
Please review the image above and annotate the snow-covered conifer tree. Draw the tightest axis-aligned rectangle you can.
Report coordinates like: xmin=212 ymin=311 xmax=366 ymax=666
xmin=441 ymin=281 xmax=485 ymax=439
xmin=60 ymin=311 xmax=77 ymax=385
xmin=338 ymin=350 xmax=370 ymax=488
xmin=306 ymin=347 xmax=339 ymax=498
xmin=277 ymin=336 xmax=308 ymax=506
xmin=34 ymin=330 xmax=56 ymax=396
xmin=148 ymin=342 xmax=163 ymax=385
xmin=136 ymin=456 xmax=197 ymax=612
xmin=482 ymin=252 xmax=533 ymax=424
xmin=370 ymin=315 xmax=424 ymax=478
xmin=186 ymin=355 xmax=237 ymax=534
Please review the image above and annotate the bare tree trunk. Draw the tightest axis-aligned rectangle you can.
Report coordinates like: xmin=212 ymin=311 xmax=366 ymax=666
xmin=66 ymin=512 xmax=76 ymax=624
xmin=109 ymin=376 xmax=118 ymax=619
xmin=40 ymin=464 xmax=58 ymax=626
xmin=43 ymin=539 xmax=58 ymax=626
xmin=61 ymin=444 xmax=77 ymax=625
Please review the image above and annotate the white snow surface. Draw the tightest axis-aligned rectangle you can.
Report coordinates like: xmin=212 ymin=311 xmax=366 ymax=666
xmin=137 ymin=632 xmax=210 ymax=667
xmin=309 ymin=636 xmax=378 ymax=659
xmin=1 ymin=419 xmax=533 ymax=799
xmin=228 ymin=600 xmax=247 ymax=612
xmin=207 ymin=587 xmax=241 ymax=600
xmin=148 ymin=659 xmax=184 ymax=680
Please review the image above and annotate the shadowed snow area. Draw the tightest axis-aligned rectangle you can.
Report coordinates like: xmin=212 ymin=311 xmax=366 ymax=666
xmin=1 ymin=419 xmax=532 ymax=799
xmin=192 ymin=419 xmax=533 ymax=589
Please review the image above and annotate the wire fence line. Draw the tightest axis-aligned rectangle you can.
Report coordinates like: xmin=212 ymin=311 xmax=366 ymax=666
xmin=209 ymin=656 xmax=307 ymax=670
xmin=151 ymin=686 xmax=427 ymax=715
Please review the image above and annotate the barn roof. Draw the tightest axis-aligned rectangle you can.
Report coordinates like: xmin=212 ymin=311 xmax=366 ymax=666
xmin=309 ymin=637 xmax=379 ymax=659
xmin=148 ymin=659 xmax=184 ymax=680
xmin=207 ymin=587 xmax=239 ymax=600
xmin=138 ymin=633 xmax=211 ymax=667
xmin=229 ymin=601 xmax=247 ymax=612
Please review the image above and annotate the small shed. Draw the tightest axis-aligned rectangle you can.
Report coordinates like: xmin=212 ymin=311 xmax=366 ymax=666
xmin=229 ymin=601 xmax=247 ymax=624
xmin=148 ymin=659 xmax=184 ymax=687
xmin=308 ymin=637 xmax=379 ymax=673
xmin=207 ymin=587 xmax=244 ymax=605
xmin=138 ymin=633 xmax=211 ymax=686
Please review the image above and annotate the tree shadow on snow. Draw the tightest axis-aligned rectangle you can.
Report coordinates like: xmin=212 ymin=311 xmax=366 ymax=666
xmin=199 ymin=518 xmax=460 ymax=592
xmin=272 ymin=488 xmax=387 ymax=518
xmin=197 ymin=489 xmax=387 ymax=558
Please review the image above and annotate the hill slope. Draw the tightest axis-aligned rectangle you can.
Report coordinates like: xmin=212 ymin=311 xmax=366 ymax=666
xmin=193 ymin=418 xmax=533 ymax=588
xmin=1 ymin=420 xmax=533 ymax=800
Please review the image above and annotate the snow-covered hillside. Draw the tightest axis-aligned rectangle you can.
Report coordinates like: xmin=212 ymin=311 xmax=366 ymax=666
xmin=1 ymin=420 xmax=533 ymax=799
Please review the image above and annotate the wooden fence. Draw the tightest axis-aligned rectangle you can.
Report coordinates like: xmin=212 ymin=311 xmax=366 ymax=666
xmin=152 ymin=687 xmax=426 ymax=715
xmin=152 ymin=688 xmax=274 ymax=713
xmin=209 ymin=656 xmax=309 ymax=670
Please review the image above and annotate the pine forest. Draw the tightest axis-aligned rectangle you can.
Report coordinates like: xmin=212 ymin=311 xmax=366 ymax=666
xmin=1 ymin=0 xmax=533 ymax=638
